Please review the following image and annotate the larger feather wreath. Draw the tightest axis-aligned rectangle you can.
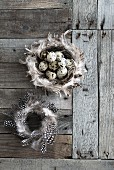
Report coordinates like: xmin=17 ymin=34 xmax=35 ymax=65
xmin=4 ymin=93 xmax=58 ymax=153
xmin=20 ymin=30 xmax=86 ymax=97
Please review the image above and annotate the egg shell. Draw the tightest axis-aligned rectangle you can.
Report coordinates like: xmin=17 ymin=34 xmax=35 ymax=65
xmin=56 ymin=51 xmax=64 ymax=61
xmin=46 ymin=70 xmax=57 ymax=80
xmin=66 ymin=59 xmax=73 ymax=68
xmin=40 ymin=51 xmax=47 ymax=60
xmin=38 ymin=61 xmax=48 ymax=72
xmin=47 ymin=52 xmax=56 ymax=62
xmin=57 ymin=67 xmax=68 ymax=79
xmin=49 ymin=61 xmax=58 ymax=71
xmin=58 ymin=58 xmax=66 ymax=67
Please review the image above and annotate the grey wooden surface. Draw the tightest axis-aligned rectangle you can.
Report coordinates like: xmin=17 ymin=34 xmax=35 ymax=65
xmin=72 ymin=30 xmax=98 ymax=159
xmin=98 ymin=0 xmax=114 ymax=29
xmin=73 ymin=0 xmax=97 ymax=29
xmin=0 ymin=1 xmax=72 ymax=159
xmin=0 ymin=159 xmax=114 ymax=170
xmin=99 ymin=30 xmax=114 ymax=159
xmin=0 ymin=9 xmax=72 ymax=38
xmin=0 ymin=0 xmax=114 ymax=169
xmin=0 ymin=0 xmax=72 ymax=9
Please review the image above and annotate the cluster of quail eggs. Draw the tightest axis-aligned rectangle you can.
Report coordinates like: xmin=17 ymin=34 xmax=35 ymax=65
xmin=38 ymin=51 xmax=74 ymax=81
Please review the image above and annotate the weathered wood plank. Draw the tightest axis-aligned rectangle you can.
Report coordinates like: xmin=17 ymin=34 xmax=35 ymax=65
xmin=0 ymin=109 xmax=72 ymax=134
xmin=1 ymin=160 xmax=114 ymax=170
xmin=73 ymin=0 xmax=97 ymax=29
xmin=99 ymin=30 xmax=114 ymax=159
xmin=0 ymin=134 xmax=72 ymax=158
xmin=0 ymin=9 xmax=72 ymax=38
xmin=0 ymin=39 xmax=71 ymax=63
xmin=0 ymin=0 xmax=72 ymax=9
xmin=98 ymin=0 xmax=114 ymax=29
xmin=0 ymin=39 xmax=38 ymax=63
xmin=0 ymin=63 xmax=34 ymax=88
xmin=72 ymin=30 xmax=98 ymax=158
xmin=0 ymin=89 xmax=72 ymax=110
xmin=42 ymin=168 xmax=54 ymax=170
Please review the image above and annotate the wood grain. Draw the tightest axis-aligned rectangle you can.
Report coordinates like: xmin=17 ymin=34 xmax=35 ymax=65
xmin=0 ymin=134 xmax=72 ymax=158
xmin=0 ymin=9 xmax=72 ymax=38
xmin=1 ymin=160 xmax=114 ymax=170
xmin=0 ymin=0 xmax=72 ymax=9
xmin=72 ymin=30 xmax=98 ymax=158
xmin=0 ymin=109 xmax=72 ymax=134
xmin=73 ymin=0 xmax=97 ymax=29
xmin=0 ymin=63 xmax=35 ymax=88
xmin=0 ymin=39 xmax=39 ymax=63
xmin=99 ymin=30 xmax=114 ymax=159
xmin=0 ymin=89 xmax=72 ymax=110
xmin=0 ymin=63 xmax=34 ymax=88
xmin=0 ymin=38 xmax=71 ymax=63
xmin=98 ymin=0 xmax=114 ymax=29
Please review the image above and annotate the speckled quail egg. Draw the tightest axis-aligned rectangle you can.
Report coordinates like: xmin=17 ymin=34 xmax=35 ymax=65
xmin=47 ymin=52 xmax=56 ymax=62
xmin=40 ymin=51 xmax=47 ymax=60
xmin=57 ymin=67 xmax=68 ymax=79
xmin=49 ymin=61 xmax=58 ymax=71
xmin=39 ymin=61 xmax=48 ymax=72
xmin=66 ymin=59 xmax=74 ymax=68
xmin=55 ymin=51 xmax=64 ymax=61
xmin=58 ymin=58 xmax=66 ymax=67
xmin=46 ymin=70 xmax=57 ymax=80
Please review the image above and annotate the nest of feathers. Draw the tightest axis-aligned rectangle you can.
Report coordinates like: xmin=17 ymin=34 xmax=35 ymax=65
xmin=4 ymin=93 xmax=58 ymax=153
xmin=20 ymin=30 xmax=86 ymax=97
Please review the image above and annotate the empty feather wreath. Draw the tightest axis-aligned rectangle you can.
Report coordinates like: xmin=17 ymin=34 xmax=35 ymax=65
xmin=4 ymin=93 xmax=58 ymax=153
xmin=20 ymin=30 xmax=87 ymax=97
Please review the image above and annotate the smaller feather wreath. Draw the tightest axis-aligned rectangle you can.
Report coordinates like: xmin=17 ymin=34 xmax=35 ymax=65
xmin=4 ymin=93 xmax=58 ymax=153
xmin=20 ymin=30 xmax=87 ymax=97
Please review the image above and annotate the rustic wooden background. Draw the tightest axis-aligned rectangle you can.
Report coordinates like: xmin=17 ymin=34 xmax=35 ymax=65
xmin=0 ymin=0 xmax=114 ymax=169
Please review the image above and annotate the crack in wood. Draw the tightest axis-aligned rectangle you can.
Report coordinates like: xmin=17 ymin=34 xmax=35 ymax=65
xmin=100 ymin=17 xmax=105 ymax=30
xmin=76 ymin=33 xmax=80 ymax=39
xmin=103 ymin=151 xmax=109 ymax=159
xmin=101 ymin=31 xmax=106 ymax=38
xmin=76 ymin=19 xmax=80 ymax=29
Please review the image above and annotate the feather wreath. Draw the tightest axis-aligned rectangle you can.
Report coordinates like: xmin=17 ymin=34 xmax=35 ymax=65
xmin=4 ymin=93 xmax=58 ymax=153
xmin=20 ymin=30 xmax=87 ymax=97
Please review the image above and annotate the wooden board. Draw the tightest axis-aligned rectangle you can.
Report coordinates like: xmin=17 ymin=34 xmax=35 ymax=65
xmin=0 ymin=38 xmax=71 ymax=63
xmin=0 ymin=0 xmax=72 ymax=9
xmin=73 ymin=0 xmax=97 ymax=29
xmin=0 ymin=0 xmax=72 ymax=161
xmin=99 ymin=30 xmax=114 ymax=159
xmin=0 ymin=89 xmax=72 ymax=110
xmin=0 ymin=134 xmax=72 ymax=158
xmin=0 ymin=63 xmax=34 ymax=88
xmin=0 ymin=9 xmax=72 ymax=38
xmin=72 ymin=30 xmax=98 ymax=159
xmin=0 ymin=160 xmax=114 ymax=170
xmin=0 ymin=39 xmax=40 ymax=63
xmin=0 ymin=109 xmax=72 ymax=134
xmin=98 ymin=0 xmax=114 ymax=29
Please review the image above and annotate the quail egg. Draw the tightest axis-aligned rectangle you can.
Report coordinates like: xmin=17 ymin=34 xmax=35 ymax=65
xmin=49 ymin=61 xmax=58 ymax=71
xmin=56 ymin=51 xmax=64 ymax=61
xmin=58 ymin=58 xmax=66 ymax=67
xmin=57 ymin=67 xmax=68 ymax=79
xmin=39 ymin=61 xmax=48 ymax=72
xmin=46 ymin=70 xmax=57 ymax=80
xmin=66 ymin=59 xmax=73 ymax=68
xmin=40 ymin=51 xmax=47 ymax=60
xmin=47 ymin=52 xmax=56 ymax=62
